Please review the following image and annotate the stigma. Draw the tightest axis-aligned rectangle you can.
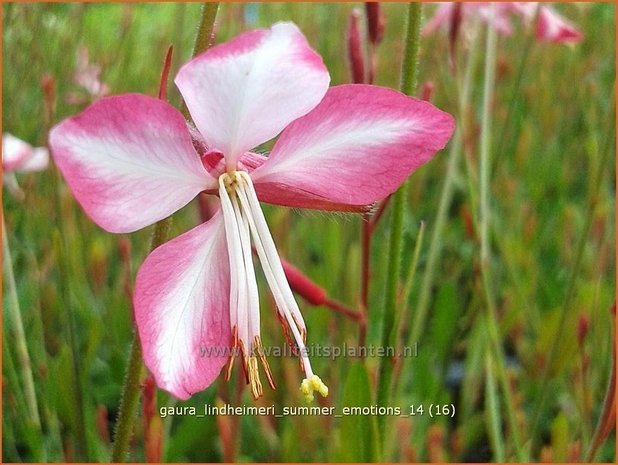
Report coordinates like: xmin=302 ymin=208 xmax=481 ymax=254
xmin=218 ymin=171 xmax=328 ymax=401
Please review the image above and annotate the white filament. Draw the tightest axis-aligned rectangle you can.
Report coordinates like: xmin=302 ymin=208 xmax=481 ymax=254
xmin=219 ymin=177 xmax=250 ymax=353
xmin=232 ymin=196 xmax=260 ymax=348
xmin=234 ymin=171 xmax=314 ymax=377
xmin=218 ymin=171 xmax=317 ymax=378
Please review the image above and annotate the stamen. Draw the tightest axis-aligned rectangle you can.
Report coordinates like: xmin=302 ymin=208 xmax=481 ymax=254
xmin=248 ymin=355 xmax=263 ymax=400
xmin=219 ymin=176 xmax=243 ymax=354
xmin=291 ymin=314 xmax=307 ymax=344
xmin=225 ymin=325 xmax=238 ymax=381
xmin=220 ymin=171 xmax=328 ymax=402
xmin=219 ymin=175 xmax=248 ymax=377
xmin=300 ymin=375 xmax=329 ymax=403
xmin=231 ymin=195 xmax=260 ymax=343
xmin=235 ymin=173 xmax=325 ymax=390
xmin=234 ymin=182 xmax=308 ymax=364
xmin=255 ymin=335 xmax=276 ymax=390
xmin=276 ymin=310 xmax=294 ymax=348
xmin=238 ymin=335 xmax=249 ymax=384
xmin=237 ymin=172 xmax=307 ymax=332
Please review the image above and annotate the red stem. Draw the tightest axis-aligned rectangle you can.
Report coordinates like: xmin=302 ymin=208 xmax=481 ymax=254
xmin=158 ymin=45 xmax=174 ymax=101
xmin=359 ymin=218 xmax=371 ymax=348
xmin=369 ymin=196 xmax=391 ymax=231
xmin=324 ymin=297 xmax=364 ymax=323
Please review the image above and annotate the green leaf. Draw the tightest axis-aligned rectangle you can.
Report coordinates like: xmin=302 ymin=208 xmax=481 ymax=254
xmin=337 ymin=362 xmax=378 ymax=462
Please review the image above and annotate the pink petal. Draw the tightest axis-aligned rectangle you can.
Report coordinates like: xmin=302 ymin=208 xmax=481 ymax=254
xmin=506 ymin=2 xmax=539 ymax=22
xmin=134 ymin=211 xmax=231 ymax=400
xmin=250 ymin=84 xmax=455 ymax=209
xmin=422 ymin=3 xmax=454 ymax=36
xmin=49 ymin=94 xmax=215 ymax=233
xmin=536 ymin=6 xmax=583 ymax=44
xmin=175 ymin=22 xmax=330 ymax=169
xmin=2 ymin=133 xmax=34 ymax=172
xmin=475 ymin=4 xmax=514 ymax=35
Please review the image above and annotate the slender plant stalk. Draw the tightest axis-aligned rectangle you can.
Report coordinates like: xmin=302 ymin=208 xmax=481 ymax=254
xmin=359 ymin=19 xmax=380 ymax=347
xmin=3 ymin=335 xmax=27 ymax=461
xmin=42 ymin=61 xmax=90 ymax=461
xmin=399 ymin=221 xmax=425 ymax=318
xmin=479 ymin=4 xmax=497 ymax=313
xmin=2 ymin=213 xmax=42 ymax=430
xmin=359 ymin=217 xmax=370 ymax=348
xmin=376 ymin=2 xmax=422 ymax=446
xmin=485 ymin=350 xmax=505 ymax=462
xmin=110 ymin=329 xmax=147 ymax=462
xmin=494 ymin=6 xmax=539 ymax=164
xmin=399 ymin=3 xmax=423 ymax=96
xmin=110 ymin=4 xmax=219 ymax=461
xmin=192 ymin=2 xmax=219 ymax=57
xmin=585 ymin=333 xmax=616 ymax=461
xmin=391 ymin=221 xmax=425 ymax=387
xmin=408 ymin=21 xmax=479 ymax=350
xmin=478 ymin=9 xmax=526 ymax=460
xmin=527 ymin=83 xmax=616 ymax=448
xmin=51 ymin=228 xmax=90 ymax=461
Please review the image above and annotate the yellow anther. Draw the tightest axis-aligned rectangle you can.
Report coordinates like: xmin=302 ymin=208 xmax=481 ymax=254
xmin=300 ymin=375 xmax=329 ymax=403
xmin=248 ymin=355 xmax=263 ymax=400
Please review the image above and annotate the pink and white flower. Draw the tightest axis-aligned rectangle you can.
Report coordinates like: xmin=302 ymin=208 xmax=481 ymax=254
xmin=49 ymin=22 xmax=454 ymax=401
xmin=535 ymin=5 xmax=583 ymax=44
xmin=3 ymin=133 xmax=49 ymax=173
xmin=423 ymin=2 xmax=583 ymax=45
xmin=65 ymin=46 xmax=110 ymax=105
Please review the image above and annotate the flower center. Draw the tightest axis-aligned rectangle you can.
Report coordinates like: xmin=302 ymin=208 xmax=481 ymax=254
xmin=218 ymin=171 xmax=328 ymax=402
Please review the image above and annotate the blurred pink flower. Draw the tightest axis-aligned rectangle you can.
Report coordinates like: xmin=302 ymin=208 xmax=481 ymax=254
xmin=2 ymin=133 xmax=49 ymax=173
xmin=423 ymin=2 xmax=514 ymax=36
xmin=535 ymin=5 xmax=583 ymax=44
xmin=423 ymin=2 xmax=583 ymax=45
xmin=65 ymin=47 xmax=110 ymax=105
xmin=2 ymin=133 xmax=49 ymax=199
xmin=50 ymin=22 xmax=454 ymax=401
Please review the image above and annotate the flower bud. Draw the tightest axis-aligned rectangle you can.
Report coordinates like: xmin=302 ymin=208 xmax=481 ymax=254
xmin=577 ymin=313 xmax=589 ymax=347
xmin=347 ymin=9 xmax=365 ymax=84
xmin=95 ymin=405 xmax=110 ymax=444
xmin=281 ymin=258 xmax=326 ymax=306
xmin=420 ymin=81 xmax=435 ymax=102
xmin=365 ymin=2 xmax=385 ymax=46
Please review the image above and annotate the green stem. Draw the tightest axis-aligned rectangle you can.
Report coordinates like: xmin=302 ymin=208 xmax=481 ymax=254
xmin=51 ymin=229 xmax=90 ymax=461
xmin=399 ymin=3 xmax=422 ymax=96
xmin=527 ymin=83 xmax=616 ymax=449
xmin=478 ymin=9 xmax=525 ymax=460
xmin=110 ymin=216 xmax=172 ymax=462
xmin=585 ymin=338 xmax=616 ymax=462
xmin=485 ymin=349 xmax=505 ymax=462
xmin=399 ymin=221 xmax=426 ymax=319
xmin=110 ymin=329 xmax=147 ymax=462
xmin=479 ymin=2 xmax=496 ymax=299
xmin=192 ymin=2 xmax=219 ymax=57
xmin=110 ymin=3 xmax=219 ymax=461
xmin=2 ymin=212 xmax=41 ymax=430
xmin=407 ymin=17 xmax=479 ymax=357
xmin=494 ymin=7 xmax=538 ymax=165
xmin=376 ymin=2 xmax=422 ymax=450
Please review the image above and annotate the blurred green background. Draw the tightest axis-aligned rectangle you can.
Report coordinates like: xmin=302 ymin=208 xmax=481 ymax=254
xmin=2 ymin=2 xmax=615 ymax=462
